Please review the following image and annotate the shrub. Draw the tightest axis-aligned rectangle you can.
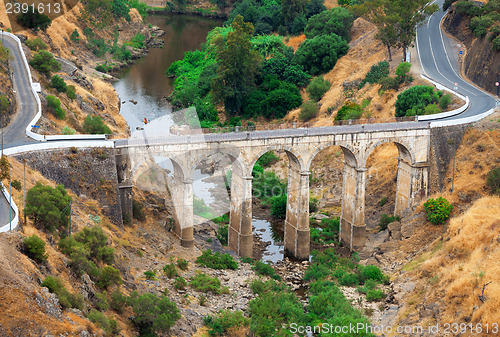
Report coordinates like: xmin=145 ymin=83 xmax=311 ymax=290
xmin=144 ymin=270 xmax=157 ymax=280
xmin=41 ymin=275 xmax=65 ymax=293
xmin=378 ymin=76 xmax=400 ymax=91
xmin=424 ymin=104 xmax=442 ymax=115
xmin=493 ymin=35 xmax=500 ymax=51
xmin=256 ymin=152 xmax=279 ymax=167
xmin=253 ymin=261 xmax=281 ymax=280
xmin=26 ymin=182 xmax=71 ymax=232
xmin=378 ymin=214 xmax=400 ymax=231
xmin=176 ymin=258 xmax=189 ymax=271
xmin=189 ymin=273 xmax=221 ymax=293
xmin=132 ymin=199 xmax=146 ymax=221
xmin=309 ymin=197 xmax=319 ymax=213
xmin=335 ymin=101 xmax=364 ymax=120
xmin=95 ymin=291 xmax=109 ymax=311
xmin=23 ymin=235 xmax=48 ymax=263
xmin=362 ymin=61 xmax=390 ymax=86
xmin=204 ymin=310 xmax=250 ymax=336
xmin=304 ymin=7 xmax=354 ymax=41
xmin=297 ymin=100 xmax=318 ymax=122
xmin=110 ymin=290 xmax=127 ymax=313
xmin=51 ymin=75 xmax=67 ymax=93
xmin=174 ymin=276 xmax=187 ymax=290
xmin=41 ymin=276 xmax=83 ymax=309
xmin=163 ymin=263 xmax=178 ymax=279
xmin=216 ymin=224 xmax=228 ymax=246
xmin=270 ymin=194 xmax=287 ymax=218
xmin=87 ymin=310 xmax=120 ymax=336
xmin=11 ymin=179 xmax=22 ymax=191
xmin=29 ymin=50 xmax=60 ymax=76
xmin=378 ymin=197 xmax=388 ymax=207
xmin=424 ymin=197 xmax=453 ymax=225
xmin=62 ymin=126 xmax=76 ymax=135
xmin=130 ymin=293 xmax=180 ymax=334
xmin=97 ymin=266 xmax=122 ymax=288
xmin=46 ymin=95 xmax=65 ymax=119
xmin=395 ymin=85 xmax=439 ymax=117
xmin=439 ymin=94 xmax=452 ymax=109
xmin=66 ymin=85 xmax=76 ymax=100
xmin=486 ymin=167 xmax=500 ymax=195
xmin=17 ymin=9 xmax=51 ymax=31
xmin=196 ymin=250 xmax=238 ymax=270
xmin=395 ymin=61 xmax=412 ymax=84
xmin=356 ymin=279 xmax=378 ymax=294
xmin=443 ymin=0 xmax=457 ymax=10
xmin=70 ymin=29 xmax=80 ymax=43
xmin=83 ymin=115 xmax=112 ymax=134
xmin=293 ymin=34 xmax=349 ymax=75
xmin=339 ymin=272 xmax=359 ymax=286
xmin=360 ymin=265 xmax=384 ymax=282
xmin=25 ymin=38 xmax=47 ymax=51
xmin=366 ymin=288 xmax=386 ymax=301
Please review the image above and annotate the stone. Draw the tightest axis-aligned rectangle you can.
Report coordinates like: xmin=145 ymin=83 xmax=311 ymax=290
xmin=387 ymin=221 xmax=402 ymax=241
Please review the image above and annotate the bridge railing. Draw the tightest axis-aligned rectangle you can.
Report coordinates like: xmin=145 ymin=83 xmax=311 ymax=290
xmin=171 ymin=116 xmax=418 ymax=135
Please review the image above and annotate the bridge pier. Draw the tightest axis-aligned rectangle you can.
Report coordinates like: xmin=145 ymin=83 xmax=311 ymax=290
xmin=115 ymin=148 xmax=133 ymax=225
xmin=340 ymin=163 xmax=366 ymax=251
xmin=395 ymin=159 xmax=429 ymax=217
xmin=172 ymin=174 xmax=195 ymax=248
xmin=284 ymin=164 xmax=310 ymax=260
xmin=228 ymin=169 xmax=253 ymax=258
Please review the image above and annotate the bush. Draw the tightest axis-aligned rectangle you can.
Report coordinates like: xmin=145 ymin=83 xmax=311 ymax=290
xmin=70 ymin=29 xmax=80 ymax=43
xmin=25 ymin=38 xmax=47 ymax=51
xmin=26 ymin=182 xmax=71 ymax=232
xmin=293 ymin=34 xmax=349 ymax=75
xmin=176 ymin=258 xmax=189 ymax=271
xmin=378 ymin=214 xmax=400 ymax=231
xmin=17 ymin=9 xmax=51 ymax=31
xmin=256 ymin=152 xmax=279 ymax=168
xmin=163 ymin=263 xmax=178 ymax=279
xmin=424 ymin=197 xmax=453 ymax=225
xmin=216 ymin=224 xmax=228 ymax=246
xmin=196 ymin=250 xmax=238 ymax=270
xmin=83 ymin=115 xmax=112 ymax=134
xmin=298 ymin=100 xmax=318 ymax=122
xmin=443 ymin=0 xmax=457 ymax=10
xmin=23 ymin=235 xmax=48 ymax=263
xmin=270 ymin=194 xmax=287 ymax=218
xmin=97 ymin=266 xmax=122 ymax=288
xmin=339 ymin=272 xmax=359 ymax=286
xmin=366 ymin=288 xmax=386 ymax=301
xmin=11 ymin=179 xmax=21 ymax=191
xmin=378 ymin=76 xmax=400 ymax=91
xmin=95 ymin=291 xmax=109 ymax=311
xmin=144 ymin=270 xmax=157 ymax=280
xmin=253 ymin=261 xmax=281 ymax=280
xmin=486 ymin=167 xmax=500 ymax=195
xmin=335 ymin=101 xmax=364 ymax=120
xmin=395 ymin=85 xmax=439 ymax=117
xmin=110 ymin=290 xmax=127 ymax=313
xmin=360 ymin=265 xmax=384 ymax=282
xmin=87 ymin=310 xmax=120 ymax=336
xmin=306 ymin=76 xmax=331 ymax=101
xmin=51 ymin=75 xmax=67 ymax=93
xmin=395 ymin=61 xmax=412 ymax=84
xmin=29 ymin=51 xmax=60 ymax=76
xmin=439 ymin=94 xmax=452 ymax=109
xmin=189 ymin=273 xmax=222 ymax=293
xmin=41 ymin=276 xmax=83 ymax=309
xmin=362 ymin=61 xmax=390 ymax=86
xmin=493 ymin=35 xmax=500 ymax=51
xmin=204 ymin=310 xmax=250 ymax=336
xmin=62 ymin=126 xmax=76 ymax=135
xmin=424 ymin=104 xmax=442 ymax=115
xmin=304 ymin=7 xmax=354 ymax=41
xmin=46 ymin=95 xmax=65 ymax=119
xmin=174 ymin=276 xmax=187 ymax=290
xmin=66 ymin=85 xmax=76 ymax=100
xmin=132 ymin=199 xmax=146 ymax=221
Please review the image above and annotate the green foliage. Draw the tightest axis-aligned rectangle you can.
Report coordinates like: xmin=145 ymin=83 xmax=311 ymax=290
xmin=486 ymin=167 xmax=500 ymax=195
xmin=293 ymin=33 xmax=349 ymax=75
xmin=26 ymin=182 xmax=71 ymax=232
xmin=128 ymin=33 xmax=146 ymax=49
xmin=174 ymin=276 xmax=187 ymax=290
xmin=339 ymin=272 xmax=359 ymax=286
xmin=298 ymin=100 xmax=318 ymax=122
xmin=270 ymin=194 xmax=287 ymax=218
xmin=89 ymin=38 xmax=109 ymax=57
xmin=129 ymin=0 xmax=148 ymax=19
xmin=443 ymin=0 xmax=457 ymax=11
xmin=253 ymin=261 xmax=281 ymax=280
xmin=379 ymin=76 xmax=400 ymax=91
xmin=216 ymin=224 xmax=228 ymax=246
xmin=23 ymin=235 xmax=48 ymax=263
xmin=51 ymin=75 xmax=67 ymax=93
xmin=29 ymin=50 xmax=61 ymax=76
xmin=261 ymin=81 xmax=303 ymax=119
xmin=361 ymin=61 xmax=389 ymax=86
xmin=306 ymin=76 xmax=331 ymax=101
xmin=144 ymin=270 xmax=157 ymax=280
xmin=310 ymin=217 xmax=340 ymax=245
xmin=46 ymin=95 xmax=65 ymax=119
xmin=439 ymin=94 xmax=452 ymax=109
xmin=17 ymin=9 xmax=52 ymax=31
xmin=395 ymin=61 xmax=412 ymax=84
xmin=424 ymin=104 xmax=442 ymax=115
xmin=70 ymin=29 xmax=80 ymax=43
xmin=378 ymin=197 xmax=388 ymax=207
xmin=0 ymin=156 xmax=10 ymax=184
xmin=251 ymin=35 xmax=292 ymax=59
xmin=176 ymin=258 xmax=189 ymax=271
xmin=360 ymin=265 xmax=384 ymax=282
xmin=11 ymin=179 xmax=22 ymax=191
xmin=424 ymin=197 xmax=453 ymax=225
xmin=25 ymin=38 xmax=47 ymax=51
xmin=83 ymin=115 xmax=112 ymax=134
xmin=95 ymin=291 xmax=109 ymax=311
xmin=87 ymin=309 xmax=120 ymax=336
xmin=110 ymin=290 xmax=128 ymax=313
xmin=196 ymin=249 xmax=238 ymax=270
xmin=366 ymin=288 xmax=386 ymax=301
xmin=41 ymin=276 xmax=84 ymax=309
xmin=378 ymin=213 xmax=400 ymax=231
xmin=493 ymin=35 xmax=500 ymax=51
xmin=189 ymin=273 xmax=222 ymax=293
xmin=335 ymin=101 xmax=364 ymax=120
xmin=261 ymin=56 xmax=311 ymax=87
xmin=309 ymin=197 xmax=319 ymax=212
xmin=304 ymin=7 xmax=354 ymax=41
xmin=212 ymin=15 xmax=261 ymax=114
xmin=256 ymin=151 xmax=279 ymax=167
xmin=163 ymin=263 xmax=178 ymax=279
xmin=204 ymin=310 xmax=250 ymax=336
xmin=112 ymin=0 xmax=131 ymax=21
xmin=66 ymin=85 xmax=76 ymax=100
xmin=252 ymin=164 xmax=287 ymax=203
xmin=96 ymin=266 xmax=122 ymax=288
xmin=395 ymin=85 xmax=440 ymax=117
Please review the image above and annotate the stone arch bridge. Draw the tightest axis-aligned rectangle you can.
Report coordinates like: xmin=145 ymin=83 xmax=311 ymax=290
xmin=115 ymin=121 xmax=431 ymax=259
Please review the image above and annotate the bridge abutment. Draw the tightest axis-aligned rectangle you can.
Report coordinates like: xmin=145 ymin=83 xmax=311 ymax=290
xmin=115 ymin=148 xmax=133 ymax=224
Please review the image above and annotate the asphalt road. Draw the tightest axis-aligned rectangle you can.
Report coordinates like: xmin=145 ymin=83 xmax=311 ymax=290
xmin=0 ymin=187 xmax=14 ymax=227
xmin=415 ymin=0 xmax=497 ymax=120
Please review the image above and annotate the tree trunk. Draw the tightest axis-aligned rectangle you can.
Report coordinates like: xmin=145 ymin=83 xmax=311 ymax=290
xmin=402 ymin=44 xmax=407 ymax=63
xmin=386 ymin=43 xmax=392 ymax=62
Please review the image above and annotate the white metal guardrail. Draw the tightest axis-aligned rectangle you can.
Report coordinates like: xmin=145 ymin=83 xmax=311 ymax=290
xmin=0 ymin=182 xmax=19 ymax=232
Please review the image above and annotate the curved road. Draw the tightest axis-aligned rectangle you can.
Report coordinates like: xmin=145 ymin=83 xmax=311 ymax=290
xmin=1 ymin=0 xmax=498 ymax=229
xmin=415 ymin=0 xmax=497 ymax=119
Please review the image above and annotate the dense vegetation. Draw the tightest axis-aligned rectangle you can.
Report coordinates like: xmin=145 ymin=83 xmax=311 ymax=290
xmin=424 ymin=197 xmax=453 ymax=225
xmin=167 ymin=0 xmax=354 ymax=127
xmin=395 ymin=85 xmax=450 ymax=117
xmin=26 ymin=183 xmax=72 ymax=232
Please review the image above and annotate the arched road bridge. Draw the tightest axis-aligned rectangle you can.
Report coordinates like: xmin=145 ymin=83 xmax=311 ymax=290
xmin=115 ymin=121 xmax=431 ymax=260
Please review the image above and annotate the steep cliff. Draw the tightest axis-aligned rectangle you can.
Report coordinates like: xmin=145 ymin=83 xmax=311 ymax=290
xmin=443 ymin=2 xmax=500 ymax=95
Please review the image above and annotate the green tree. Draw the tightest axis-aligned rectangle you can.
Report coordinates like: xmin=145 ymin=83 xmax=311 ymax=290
xmin=25 ymin=183 xmax=72 ymax=232
xmin=51 ymin=75 xmax=67 ymax=93
xmin=70 ymin=29 xmax=80 ymax=43
xmin=29 ymin=51 xmax=61 ymax=76
xmin=306 ymin=76 xmax=331 ymax=101
xmin=17 ymin=9 xmax=52 ymax=31
xmin=130 ymin=293 xmax=181 ymax=334
xmin=292 ymin=34 xmax=349 ymax=75
xmin=304 ymin=7 xmax=354 ymax=41
xmin=395 ymin=85 xmax=439 ymax=117
xmin=212 ymin=15 xmax=261 ymax=114
xmin=282 ymin=0 xmax=307 ymax=27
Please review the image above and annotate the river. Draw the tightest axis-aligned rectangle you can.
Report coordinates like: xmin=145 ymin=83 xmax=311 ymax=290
xmin=114 ymin=14 xmax=286 ymax=262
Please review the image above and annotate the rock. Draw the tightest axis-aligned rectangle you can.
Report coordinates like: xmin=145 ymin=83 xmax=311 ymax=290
xmin=313 ymin=213 xmax=328 ymax=221
xmin=458 ymin=192 xmax=471 ymax=203
xmin=79 ymin=101 xmax=96 ymax=115
xmin=34 ymin=288 xmax=62 ymax=319
xmin=86 ymin=95 xmax=105 ymax=111
xmin=16 ymin=34 xmax=27 ymax=43
xmin=387 ymin=221 xmax=402 ymax=241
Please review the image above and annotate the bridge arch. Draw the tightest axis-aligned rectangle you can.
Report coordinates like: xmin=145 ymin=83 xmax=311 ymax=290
xmin=305 ymin=142 xmax=360 ymax=172
xmin=363 ymin=139 xmax=415 ymax=167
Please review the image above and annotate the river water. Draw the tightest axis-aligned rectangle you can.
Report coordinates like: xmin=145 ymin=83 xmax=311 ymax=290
xmin=114 ymin=14 xmax=285 ymax=262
